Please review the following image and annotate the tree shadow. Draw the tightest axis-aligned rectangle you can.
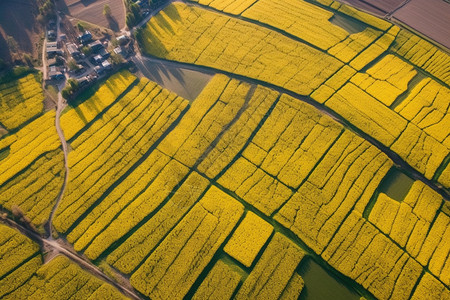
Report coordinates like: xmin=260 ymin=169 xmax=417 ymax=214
xmin=0 ymin=0 xmax=36 ymax=54
xmin=80 ymin=0 xmax=98 ymax=7
xmin=106 ymin=15 xmax=120 ymax=32
xmin=56 ymin=0 xmax=70 ymax=15
xmin=0 ymin=33 xmax=13 ymax=64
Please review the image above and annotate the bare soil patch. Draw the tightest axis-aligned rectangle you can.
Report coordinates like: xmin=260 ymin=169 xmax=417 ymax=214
xmin=360 ymin=0 xmax=404 ymax=13
xmin=393 ymin=0 xmax=450 ymax=49
xmin=57 ymin=0 xmax=126 ymax=32
xmin=340 ymin=0 xmax=450 ymax=50
xmin=0 ymin=0 xmax=43 ymax=63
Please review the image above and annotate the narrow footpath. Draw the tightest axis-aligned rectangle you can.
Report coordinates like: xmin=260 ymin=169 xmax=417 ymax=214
xmin=46 ymin=90 xmax=69 ymax=240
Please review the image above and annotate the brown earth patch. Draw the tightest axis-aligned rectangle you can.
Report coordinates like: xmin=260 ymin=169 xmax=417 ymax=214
xmin=0 ymin=0 xmax=43 ymax=63
xmin=57 ymin=0 xmax=126 ymax=32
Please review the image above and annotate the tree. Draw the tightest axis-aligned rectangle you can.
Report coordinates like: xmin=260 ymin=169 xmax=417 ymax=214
xmin=67 ymin=78 xmax=79 ymax=90
xmin=130 ymin=3 xmax=141 ymax=20
xmin=81 ymin=46 xmax=92 ymax=56
xmin=110 ymin=52 xmax=123 ymax=65
xmin=126 ymin=12 xmax=136 ymax=28
xmin=61 ymin=86 xmax=71 ymax=99
xmin=68 ymin=59 xmax=79 ymax=71
xmin=103 ymin=4 xmax=112 ymax=17
xmin=23 ymin=54 xmax=34 ymax=67
xmin=6 ymin=35 xmax=18 ymax=52
xmin=77 ymin=22 xmax=85 ymax=32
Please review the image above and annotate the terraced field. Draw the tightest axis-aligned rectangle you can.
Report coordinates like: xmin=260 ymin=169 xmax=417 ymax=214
xmin=1 ymin=0 xmax=450 ymax=299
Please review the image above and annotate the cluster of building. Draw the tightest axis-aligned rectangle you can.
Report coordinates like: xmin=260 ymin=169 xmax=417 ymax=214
xmin=46 ymin=25 xmax=132 ymax=85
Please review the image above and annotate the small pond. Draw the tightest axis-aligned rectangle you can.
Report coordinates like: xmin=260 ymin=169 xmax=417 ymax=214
xmin=298 ymin=257 xmax=361 ymax=300
xmin=379 ymin=168 xmax=414 ymax=201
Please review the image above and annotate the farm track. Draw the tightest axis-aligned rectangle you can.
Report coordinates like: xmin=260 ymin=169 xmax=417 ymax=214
xmin=46 ymin=91 xmax=69 ymax=240
xmin=133 ymin=53 xmax=450 ymax=202
xmin=1 ymin=217 xmax=143 ymax=300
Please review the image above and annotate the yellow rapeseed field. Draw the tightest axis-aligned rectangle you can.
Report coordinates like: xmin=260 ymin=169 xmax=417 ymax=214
xmin=1 ymin=0 xmax=450 ymax=298
xmin=0 ymin=73 xmax=44 ymax=130
xmin=141 ymin=2 xmax=343 ymax=96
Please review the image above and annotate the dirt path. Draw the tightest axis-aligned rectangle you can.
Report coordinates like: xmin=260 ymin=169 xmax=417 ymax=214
xmin=42 ymin=34 xmax=47 ymax=82
xmin=1 ymin=217 xmax=142 ymax=300
xmin=46 ymin=90 xmax=69 ymax=240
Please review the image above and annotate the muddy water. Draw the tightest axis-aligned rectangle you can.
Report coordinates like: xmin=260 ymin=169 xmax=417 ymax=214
xmin=379 ymin=168 xmax=414 ymax=201
xmin=132 ymin=56 xmax=214 ymax=102
xmin=299 ymin=257 xmax=360 ymax=300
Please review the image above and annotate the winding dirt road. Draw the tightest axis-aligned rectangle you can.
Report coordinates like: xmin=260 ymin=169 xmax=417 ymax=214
xmin=46 ymin=90 xmax=69 ymax=240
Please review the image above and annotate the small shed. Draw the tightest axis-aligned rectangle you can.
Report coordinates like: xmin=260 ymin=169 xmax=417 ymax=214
xmin=93 ymin=55 xmax=103 ymax=65
xmin=88 ymin=40 xmax=104 ymax=53
xmin=67 ymin=43 xmax=81 ymax=58
xmin=102 ymin=60 xmax=112 ymax=70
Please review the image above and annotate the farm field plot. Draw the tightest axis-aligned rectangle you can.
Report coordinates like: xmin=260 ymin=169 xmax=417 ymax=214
xmin=1 ymin=0 xmax=450 ymax=299
xmin=57 ymin=0 xmax=125 ymax=31
xmin=140 ymin=2 xmax=343 ymax=96
xmin=0 ymin=0 xmax=42 ymax=62
xmin=0 ymin=111 xmax=63 ymax=229
xmin=333 ymin=0 xmax=450 ymax=49
xmin=11 ymin=70 xmax=441 ymax=300
xmin=0 ymin=224 xmax=126 ymax=299
xmin=340 ymin=0 xmax=403 ymax=14
xmin=141 ymin=0 xmax=450 ymax=194
xmin=0 ymin=73 xmax=44 ymax=131
xmin=392 ymin=0 xmax=450 ymax=50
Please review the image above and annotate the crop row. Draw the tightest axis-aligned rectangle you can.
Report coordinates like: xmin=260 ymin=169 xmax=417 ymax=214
xmin=0 ymin=150 xmax=64 ymax=226
xmin=130 ymin=186 xmax=244 ymax=299
xmin=60 ymin=70 xmax=137 ymax=141
xmin=324 ymin=71 xmax=449 ymax=181
xmin=0 ymin=224 xmax=126 ymax=300
xmin=392 ymin=29 xmax=450 ymax=86
xmin=223 ymin=211 xmax=273 ymax=267
xmin=238 ymin=0 xmax=348 ymax=51
xmin=53 ymin=77 xmax=189 ymax=234
xmin=190 ymin=0 xmax=257 ymax=15
xmin=160 ymin=75 xmax=259 ymax=168
xmin=106 ymin=171 xmax=210 ymax=274
xmin=368 ymin=181 xmax=450 ymax=285
xmin=274 ymin=130 xmax=392 ymax=253
xmin=0 ymin=224 xmax=40 ymax=281
xmin=0 ymin=71 xmax=136 ymax=227
xmin=192 ymin=230 xmax=305 ymax=300
xmin=322 ymin=211 xmax=423 ymax=300
xmin=6 ymin=255 xmax=127 ymax=299
xmin=235 ymin=232 xmax=305 ymax=299
xmin=321 ymin=184 xmax=450 ymax=300
xmin=350 ymin=54 xmax=417 ymax=106
xmin=69 ymin=69 xmax=279 ymax=260
xmin=0 ymin=73 xmax=44 ymax=130
xmin=0 ymin=225 xmax=40 ymax=298
xmin=142 ymin=1 xmax=450 ymax=189
xmin=191 ymin=260 xmax=241 ymax=300
xmin=141 ymin=2 xmax=343 ymax=96
xmin=241 ymin=94 xmax=343 ymax=189
xmin=196 ymin=81 xmax=278 ymax=179
xmin=395 ymin=78 xmax=450 ymax=148
xmin=0 ymin=111 xmax=60 ymax=186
